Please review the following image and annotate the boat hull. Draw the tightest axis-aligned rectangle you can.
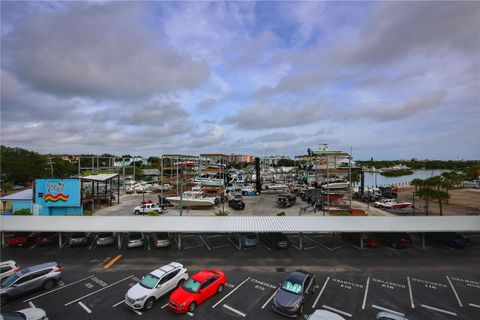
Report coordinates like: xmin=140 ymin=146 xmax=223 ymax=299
xmin=165 ymin=197 xmax=215 ymax=208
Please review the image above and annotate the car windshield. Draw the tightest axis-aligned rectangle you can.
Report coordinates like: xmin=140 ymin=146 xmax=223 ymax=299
xmin=98 ymin=233 xmax=113 ymax=238
xmin=72 ymin=233 xmax=85 ymax=238
xmin=182 ymin=278 xmax=201 ymax=293
xmin=281 ymin=279 xmax=302 ymax=295
xmin=129 ymin=233 xmax=142 ymax=240
xmin=139 ymin=274 xmax=159 ymax=289
xmin=0 ymin=312 xmax=26 ymax=320
xmin=1 ymin=273 xmax=19 ymax=288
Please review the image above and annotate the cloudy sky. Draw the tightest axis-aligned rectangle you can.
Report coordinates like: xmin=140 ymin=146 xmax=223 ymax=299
xmin=1 ymin=1 xmax=479 ymax=160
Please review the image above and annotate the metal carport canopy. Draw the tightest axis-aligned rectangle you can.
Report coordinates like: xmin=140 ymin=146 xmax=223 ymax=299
xmin=1 ymin=216 xmax=479 ymax=233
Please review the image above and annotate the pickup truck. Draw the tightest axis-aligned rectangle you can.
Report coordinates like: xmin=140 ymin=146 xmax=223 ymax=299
xmin=374 ymin=199 xmax=411 ymax=209
xmin=133 ymin=203 xmax=168 ymax=215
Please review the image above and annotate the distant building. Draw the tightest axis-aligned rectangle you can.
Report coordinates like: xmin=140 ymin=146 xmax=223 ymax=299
xmin=260 ymin=155 xmax=291 ymax=166
xmin=228 ymin=154 xmax=254 ymax=164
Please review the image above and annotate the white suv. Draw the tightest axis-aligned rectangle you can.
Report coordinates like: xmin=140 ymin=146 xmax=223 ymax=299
xmin=125 ymin=262 xmax=188 ymax=311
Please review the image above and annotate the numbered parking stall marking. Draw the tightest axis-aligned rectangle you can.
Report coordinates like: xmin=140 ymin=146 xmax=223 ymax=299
xmin=316 ymin=276 xmax=365 ymax=319
xmin=364 ymin=276 xmax=410 ymax=317
xmin=448 ymin=276 xmax=480 ymax=310
xmin=410 ymin=276 xmax=461 ymax=318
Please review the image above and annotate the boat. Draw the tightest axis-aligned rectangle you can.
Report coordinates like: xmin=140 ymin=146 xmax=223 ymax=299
xmin=265 ymin=184 xmax=289 ymax=191
xmin=319 ymin=182 xmax=350 ymax=189
xmin=165 ymin=191 xmax=216 ymax=208
xmin=194 ymin=177 xmax=224 ymax=187
xmin=374 ymin=199 xmax=411 ymax=209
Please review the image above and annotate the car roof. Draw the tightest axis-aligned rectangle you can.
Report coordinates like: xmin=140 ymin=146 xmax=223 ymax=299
xmin=287 ymin=270 xmax=309 ymax=283
xmin=151 ymin=262 xmax=183 ymax=278
xmin=376 ymin=311 xmax=408 ymax=320
xmin=192 ymin=270 xmax=216 ymax=282
xmin=18 ymin=262 xmax=57 ymax=276
xmin=309 ymin=310 xmax=346 ymax=320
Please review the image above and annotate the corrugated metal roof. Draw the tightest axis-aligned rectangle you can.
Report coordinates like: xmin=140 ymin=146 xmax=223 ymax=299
xmin=0 ymin=189 xmax=33 ymax=201
xmin=1 ymin=216 xmax=479 ymax=233
xmin=81 ymin=174 xmax=119 ymax=182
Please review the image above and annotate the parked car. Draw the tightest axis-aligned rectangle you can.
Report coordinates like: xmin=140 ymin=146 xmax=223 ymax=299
xmin=151 ymin=233 xmax=171 ymax=248
xmin=376 ymin=233 xmax=411 ymax=249
xmin=277 ymin=194 xmax=296 ymax=208
xmin=228 ymin=194 xmax=245 ymax=210
xmin=133 ymin=203 xmax=167 ymax=215
xmin=425 ymin=232 xmax=471 ymax=249
xmin=1 ymin=307 xmax=49 ymax=320
xmin=259 ymin=233 xmax=290 ymax=250
xmin=34 ymin=233 xmax=58 ymax=246
xmin=6 ymin=233 xmax=35 ymax=247
xmin=169 ymin=269 xmax=226 ymax=313
xmin=375 ymin=311 xmax=409 ymax=320
xmin=0 ymin=262 xmax=62 ymax=305
xmin=229 ymin=233 xmax=258 ymax=248
xmin=96 ymin=233 xmax=115 ymax=247
xmin=69 ymin=233 xmax=88 ymax=247
xmin=308 ymin=309 xmax=345 ymax=320
xmin=125 ymin=262 xmax=188 ymax=311
xmin=272 ymin=269 xmax=316 ymax=317
xmin=0 ymin=261 xmax=20 ymax=280
xmin=341 ymin=233 xmax=381 ymax=248
xmin=127 ymin=233 xmax=145 ymax=248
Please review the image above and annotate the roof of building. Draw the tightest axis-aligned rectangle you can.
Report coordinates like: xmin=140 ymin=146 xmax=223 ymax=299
xmin=81 ymin=174 xmax=119 ymax=182
xmin=142 ymin=169 xmax=160 ymax=175
xmin=1 ymin=216 xmax=478 ymax=233
xmin=0 ymin=189 xmax=33 ymax=201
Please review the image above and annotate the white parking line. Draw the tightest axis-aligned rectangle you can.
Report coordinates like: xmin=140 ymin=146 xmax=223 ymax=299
xmin=261 ymin=243 xmax=272 ymax=251
xmin=212 ymin=277 xmax=251 ymax=308
xmin=362 ymin=277 xmax=370 ymax=310
xmin=89 ymin=235 xmax=98 ymax=250
xmin=78 ymin=301 xmax=92 ymax=313
xmin=312 ymin=277 xmax=330 ymax=309
xmin=199 ymin=236 xmax=211 ymax=251
xmin=304 ymin=236 xmax=334 ymax=252
xmin=469 ymin=303 xmax=480 ymax=309
xmin=407 ymin=276 xmax=415 ymax=308
xmin=65 ymin=275 xmax=134 ymax=306
xmin=29 ymin=243 xmax=37 ymax=249
xmin=61 ymin=238 xmax=69 ymax=249
xmin=446 ymin=276 xmax=463 ymax=307
xmin=112 ymin=300 xmax=124 ymax=307
xmin=24 ymin=275 xmax=95 ymax=302
xmin=372 ymin=305 xmax=405 ymax=316
xmin=161 ymin=303 xmax=168 ymax=309
xmin=132 ymin=309 xmax=142 ymax=315
xmin=187 ymin=312 xmax=194 ymax=317
xmin=261 ymin=288 xmax=279 ymax=309
xmin=223 ymin=304 xmax=246 ymax=317
xmin=28 ymin=301 xmax=36 ymax=308
xmin=420 ymin=304 xmax=457 ymax=316
xmin=322 ymin=305 xmax=352 ymax=318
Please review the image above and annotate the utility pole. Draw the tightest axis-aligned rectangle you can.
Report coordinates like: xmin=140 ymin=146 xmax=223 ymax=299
xmin=48 ymin=157 xmax=54 ymax=177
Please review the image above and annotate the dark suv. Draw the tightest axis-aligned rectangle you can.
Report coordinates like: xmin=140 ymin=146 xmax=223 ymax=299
xmin=0 ymin=262 xmax=62 ymax=305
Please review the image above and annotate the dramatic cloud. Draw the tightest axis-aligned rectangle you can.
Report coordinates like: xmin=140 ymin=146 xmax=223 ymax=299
xmin=1 ymin=3 xmax=209 ymax=99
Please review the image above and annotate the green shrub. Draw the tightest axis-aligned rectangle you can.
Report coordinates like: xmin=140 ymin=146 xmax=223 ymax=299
xmin=276 ymin=211 xmax=286 ymax=216
xmin=215 ymin=209 xmax=229 ymax=216
xmin=148 ymin=210 xmax=160 ymax=216
xmin=83 ymin=210 xmax=92 ymax=216
xmin=13 ymin=208 xmax=32 ymax=215
xmin=466 ymin=212 xmax=479 ymax=216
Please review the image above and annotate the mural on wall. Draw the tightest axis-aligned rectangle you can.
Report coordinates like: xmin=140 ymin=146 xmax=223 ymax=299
xmin=35 ymin=179 xmax=80 ymax=207
xmin=45 ymin=180 xmax=70 ymax=202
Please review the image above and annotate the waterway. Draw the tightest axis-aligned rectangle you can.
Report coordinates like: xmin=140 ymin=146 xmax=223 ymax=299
xmin=362 ymin=169 xmax=448 ymax=188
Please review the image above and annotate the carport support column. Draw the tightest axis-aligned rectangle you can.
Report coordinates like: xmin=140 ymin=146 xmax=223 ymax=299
xmin=117 ymin=233 xmax=122 ymax=249
xmin=422 ymin=233 xmax=425 ymax=250
xmin=1 ymin=232 xmax=4 ymax=247
xmin=299 ymin=232 xmax=303 ymax=250
xmin=177 ymin=233 xmax=182 ymax=250
xmin=360 ymin=234 xmax=364 ymax=250
xmin=58 ymin=232 xmax=62 ymax=249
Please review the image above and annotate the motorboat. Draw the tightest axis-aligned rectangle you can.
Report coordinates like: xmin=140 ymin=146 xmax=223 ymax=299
xmin=194 ymin=177 xmax=224 ymax=187
xmin=165 ymin=191 xmax=216 ymax=208
xmin=265 ymin=183 xmax=289 ymax=191
xmin=320 ymin=182 xmax=350 ymax=189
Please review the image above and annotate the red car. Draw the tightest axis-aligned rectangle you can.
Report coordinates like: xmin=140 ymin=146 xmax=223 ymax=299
xmin=342 ymin=233 xmax=381 ymax=248
xmin=168 ymin=269 xmax=226 ymax=313
xmin=6 ymin=233 xmax=34 ymax=247
xmin=34 ymin=233 xmax=59 ymax=246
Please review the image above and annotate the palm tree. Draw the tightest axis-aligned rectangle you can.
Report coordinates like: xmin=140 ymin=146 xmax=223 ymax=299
xmin=433 ymin=190 xmax=450 ymax=216
xmin=417 ymin=187 xmax=436 ymax=215
xmin=425 ymin=176 xmax=444 ymax=191
xmin=411 ymin=178 xmax=424 ymax=192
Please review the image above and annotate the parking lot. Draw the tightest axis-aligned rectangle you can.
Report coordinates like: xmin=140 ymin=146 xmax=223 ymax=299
xmin=1 ymin=233 xmax=479 ymax=320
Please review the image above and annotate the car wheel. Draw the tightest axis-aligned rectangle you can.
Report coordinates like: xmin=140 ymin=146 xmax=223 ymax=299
xmin=188 ymin=302 xmax=197 ymax=312
xmin=217 ymin=284 xmax=224 ymax=293
xmin=0 ymin=295 xmax=7 ymax=306
xmin=144 ymin=297 xmax=155 ymax=311
xmin=177 ymin=279 xmax=186 ymax=288
xmin=43 ymin=279 xmax=56 ymax=290
xmin=134 ymin=210 xmax=140 ymax=215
